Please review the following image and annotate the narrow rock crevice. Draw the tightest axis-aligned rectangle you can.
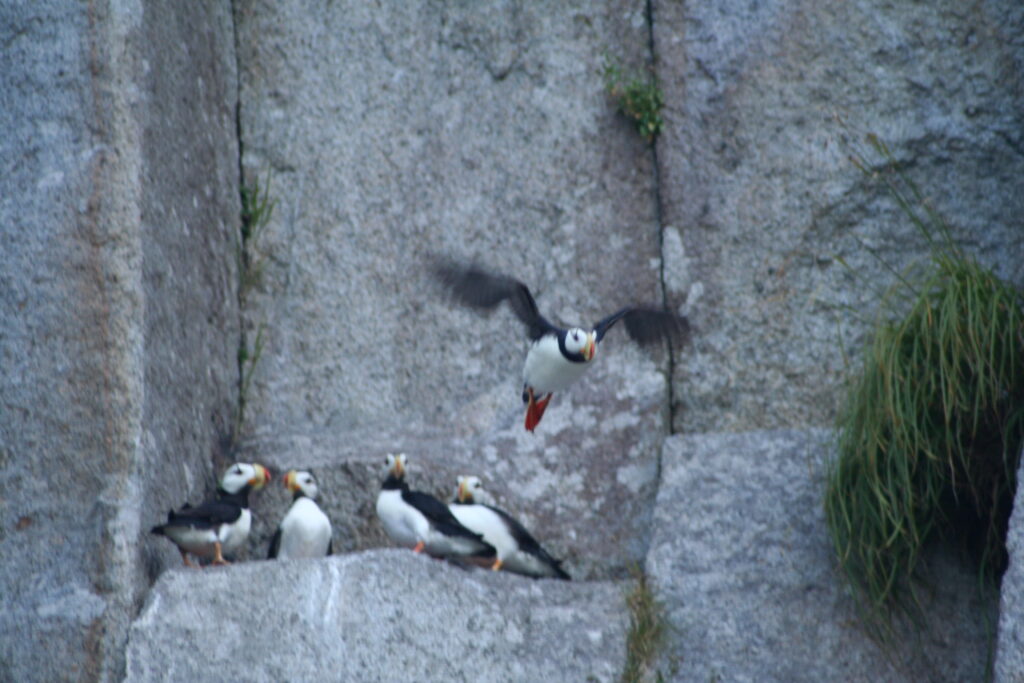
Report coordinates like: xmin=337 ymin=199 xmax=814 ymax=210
xmin=643 ymin=0 xmax=676 ymax=440
xmin=229 ymin=0 xmax=248 ymax=454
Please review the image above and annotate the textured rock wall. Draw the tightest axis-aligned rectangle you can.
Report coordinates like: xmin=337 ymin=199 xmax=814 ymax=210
xmin=0 ymin=2 xmax=239 ymax=680
xmin=126 ymin=550 xmax=628 ymax=683
xmin=234 ymin=0 xmax=670 ymax=580
xmin=995 ymin=453 xmax=1024 ymax=681
xmin=656 ymin=0 xmax=1024 ymax=434
xmin=4 ymin=0 xmax=1023 ymax=681
xmin=648 ymin=430 xmax=997 ymax=682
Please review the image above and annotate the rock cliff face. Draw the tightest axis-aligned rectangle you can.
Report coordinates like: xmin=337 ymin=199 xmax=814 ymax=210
xmin=1 ymin=2 xmax=239 ymax=681
xmin=3 ymin=0 xmax=1023 ymax=681
xmin=126 ymin=550 xmax=628 ymax=682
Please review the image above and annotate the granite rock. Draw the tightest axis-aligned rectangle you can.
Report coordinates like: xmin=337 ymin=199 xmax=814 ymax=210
xmin=126 ymin=549 xmax=628 ymax=683
xmin=654 ymin=0 xmax=1024 ymax=433
xmin=234 ymin=0 xmax=671 ymax=578
xmin=0 ymin=2 xmax=239 ymax=680
xmin=646 ymin=430 xmax=998 ymax=682
xmin=995 ymin=452 xmax=1024 ymax=682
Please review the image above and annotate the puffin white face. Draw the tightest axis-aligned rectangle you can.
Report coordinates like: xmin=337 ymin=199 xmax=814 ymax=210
xmin=285 ymin=470 xmax=319 ymax=499
xmin=220 ymin=462 xmax=271 ymax=494
xmin=456 ymin=475 xmax=484 ymax=503
xmin=384 ymin=453 xmax=407 ymax=479
xmin=565 ymin=328 xmax=596 ymax=362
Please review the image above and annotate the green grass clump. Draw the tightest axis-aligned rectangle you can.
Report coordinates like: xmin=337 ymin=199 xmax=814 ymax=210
xmin=238 ymin=171 xmax=276 ymax=304
xmin=825 ymin=249 xmax=1024 ymax=631
xmin=232 ymin=171 xmax=276 ymax=446
xmin=603 ymin=59 xmax=664 ymax=142
xmin=621 ymin=569 xmax=670 ymax=683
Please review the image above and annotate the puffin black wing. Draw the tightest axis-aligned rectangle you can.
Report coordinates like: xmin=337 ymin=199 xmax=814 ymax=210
xmin=267 ymin=527 xmax=282 ymax=559
xmin=164 ymin=499 xmax=244 ymax=529
xmin=402 ymin=489 xmax=489 ymax=542
xmin=592 ymin=307 xmax=689 ymax=346
xmin=487 ymin=504 xmax=570 ymax=580
xmin=434 ymin=261 xmax=557 ymax=341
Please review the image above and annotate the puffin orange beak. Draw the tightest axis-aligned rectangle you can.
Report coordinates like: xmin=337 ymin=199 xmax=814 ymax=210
xmin=283 ymin=470 xmax=297 ymax=492
xmin=457 ymin=480 xmax=468 ymax=503
xmin=583 ymin=334 xmax=596 ymax=361
xmin=393 ymin=458 xmax=405 ymax=478
xmin=251 ymin=464 xmax=271 ymax=489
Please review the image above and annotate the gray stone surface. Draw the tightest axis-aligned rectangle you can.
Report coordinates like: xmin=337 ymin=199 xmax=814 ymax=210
xmin=655 ymin=0 xmax=1024 ymax=434
xmin=0 ymin=2 xmax=239 ymax=680
xmin=126 ymin=549 xmax=627 ymax=683
xmin=995 ymin=452 xmax=1024 ymax=682
xmin=647 ymin=430 xmax=998 ymax=682
xmin=5 ymin=1 xmax=1023 ymax=680
xmin=235 ymin=0 xmax=671 ymax=578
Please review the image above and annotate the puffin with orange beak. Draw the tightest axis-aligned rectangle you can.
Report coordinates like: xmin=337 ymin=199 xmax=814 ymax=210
xmin=434 ymin=260 xmax=689 ymax=431
xmin=375 ymin=453 xmax=496 ymax=561
xmin=449 ymin=475 xmax=570 ymax=580
xmin=151 ymin=463 xmax=271 ymax=567
xmin=268 ymin=470 xmax=333 ymax=560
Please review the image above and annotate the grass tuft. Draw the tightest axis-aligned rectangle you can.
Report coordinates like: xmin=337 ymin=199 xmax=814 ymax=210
xmin=621 ymin=567 xmax=670 ymax=683
xmin=232 ymin=171 xmax=276 ymax=446
xmin=238 ymin=170 xmax=276 ymax=305
xmin=824 ymin=134 xmax=1024 ymax=638
xmin=603 ymin=58 xmax=664 ymax=143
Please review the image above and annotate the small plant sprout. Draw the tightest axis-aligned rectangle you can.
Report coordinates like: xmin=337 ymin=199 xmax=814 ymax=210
xmin=233 ymin=169 xmax=276 ymax=447
xmin=603 ymin=58 xmax=664 ymax=142
xmin=238 ymin=170 xmax=276 ymax=305
xmin=621 ymin=567 xmax=670 ymax=683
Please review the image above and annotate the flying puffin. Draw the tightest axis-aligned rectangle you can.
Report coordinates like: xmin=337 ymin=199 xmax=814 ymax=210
xmin=150 ymin=462 xmax=271 ymax=567
xmin=268 ymin=470 xmax=333 ymax=560
xmin=375 ymin=453 xmax=496 ymax=561
xmin=449 ymin=475 xmax=570 ymax=580
xmin=434 ymin=260 xmax=689 ymax=431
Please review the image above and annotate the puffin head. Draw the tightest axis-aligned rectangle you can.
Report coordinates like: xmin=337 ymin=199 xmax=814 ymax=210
xmin=565 ymin=328 xmax=596 ymax=362
xmin=455 ymin=475 xmax=480 ymax=503
xmin=220 ymin=462 xmax=271 ymax=494
xmin=456 ymin=475 xmax=495 ymax=505
xmin=384 ymin=453 xmax=407 ymax=480
xmin=284 ymin=470 xmax=319 ymax=499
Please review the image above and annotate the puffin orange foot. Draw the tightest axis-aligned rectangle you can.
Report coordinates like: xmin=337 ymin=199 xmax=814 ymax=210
xmin=524 ymin=392 xmax=552 ymax=432
xmin=490 ymin=559 xmax=504 ymax=572
xmin=212 ymin=542 xmax=231 ymax=566
xmin=413 ymin=541 xmax=426 ymax=554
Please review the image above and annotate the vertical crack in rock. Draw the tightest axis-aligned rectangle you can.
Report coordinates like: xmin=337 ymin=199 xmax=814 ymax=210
xmin=229 ymin=0 xmax=247 ymax=453
xmin=644 ymin=0 xmax=675 ymax=443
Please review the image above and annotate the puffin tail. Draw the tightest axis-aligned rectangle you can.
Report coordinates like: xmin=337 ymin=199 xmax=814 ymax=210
xmin=524 ymin=393 xmax=552 ymax=432
xmin=551 ymin=562 xmax=571 ymax=581
xmin=150 ymin=508 xmax=178 ymax=535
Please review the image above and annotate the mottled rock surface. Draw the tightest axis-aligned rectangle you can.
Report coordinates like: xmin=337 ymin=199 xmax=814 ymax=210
xmin=126 ymin=549 xmax=627 ymax=683
xmin=647 ymin=430 xmax=998 ymax=682
xmin=655 ymin=0 xmax=1024 ymax=434
xmin=0 ymin=2 xmax=239 ymax=680
xmin=6 ymin=0 xmax=1024 ymax=680
xmin=995 ymin=453 xmax=1024 ymax=682
xmin=234 ymin=0 xmax=671 ymax=579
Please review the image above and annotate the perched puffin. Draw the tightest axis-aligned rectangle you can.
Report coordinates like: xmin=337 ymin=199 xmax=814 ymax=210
xmin=434 ymin=260 xmax=689 ymax=431
xmin=449 ymin=475 xmax=570 ymax=580
xmin=268 ymin=470 xmax=333 ymax=560
xmin=151 ymin=462 xmax=271 ymax=567
xmin=375 ymin=453 xmax=496 ymax=560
